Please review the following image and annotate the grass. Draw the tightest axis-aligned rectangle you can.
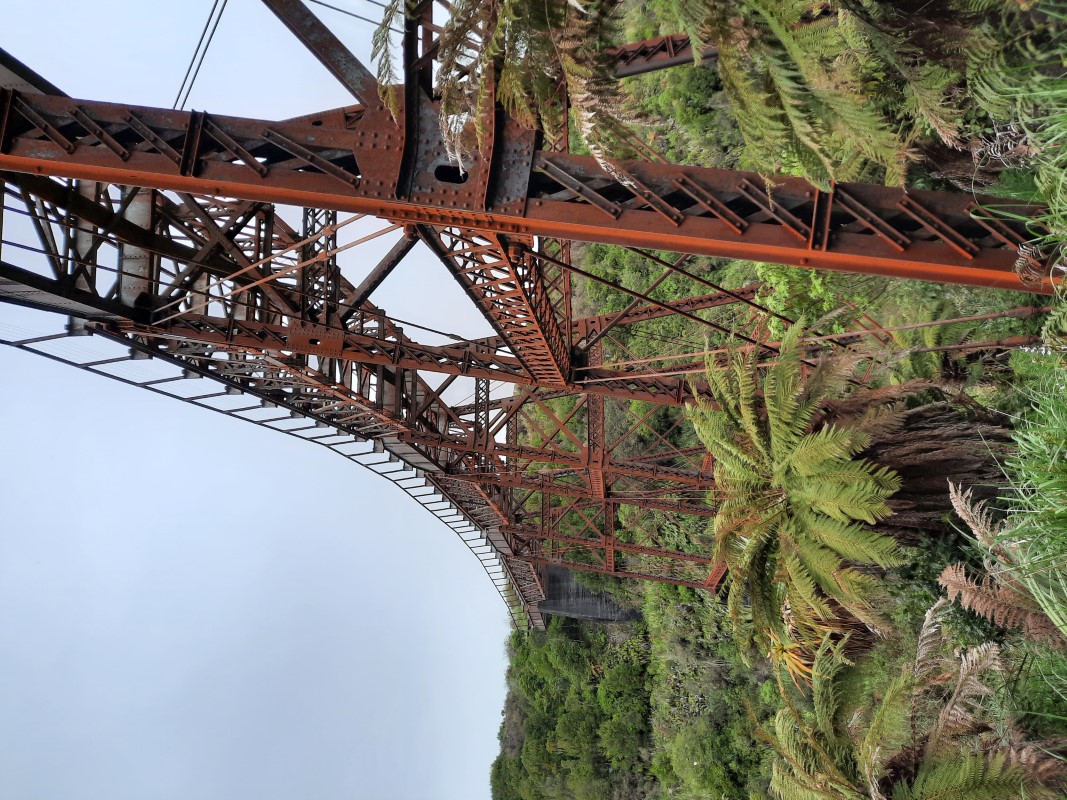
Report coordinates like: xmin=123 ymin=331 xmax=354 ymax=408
xmin=949 ymin=348 xmax=1067 ymax=741
xmin=969 ymin=2 xmax=1067 ymax=262
xmin=1011 ymin=644 xmax=1067 ymax=737
xmin=1000 ymin=350 xmax=1067 ymax=638
xmin=1005 ymin=8 xmax=1067 ymax=244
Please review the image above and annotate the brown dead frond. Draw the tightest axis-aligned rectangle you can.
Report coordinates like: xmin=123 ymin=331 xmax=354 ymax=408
xmin=913 ymin=598 xmax=951 ymax=684
xmin=947 ymin=482 xmax=1035 ymax=598
xmin=1005 ymin=739 xmax=1067 ymax=788
xmin=925 ymin=642 xmax=1003 ymax=758
xmin=948 ymin=483 xmax=1006 ymax=553
xmin=939 ymin=563 xmax=1064 ymax=646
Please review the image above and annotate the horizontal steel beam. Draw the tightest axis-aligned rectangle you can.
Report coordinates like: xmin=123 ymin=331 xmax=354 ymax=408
xmin=0 ymin=92 xmax=1051 ymax=295
xmin=609 ymin=33 xmax=717 ymax=78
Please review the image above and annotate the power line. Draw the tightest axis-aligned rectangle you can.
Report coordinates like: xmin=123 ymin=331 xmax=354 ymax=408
xmin=173 ymin=0 xmax=229 ymax=111
xmin=173 ymin=0 xmax=220 ymax=109
xmin=305 ymin=0 xmax=399 ymax=33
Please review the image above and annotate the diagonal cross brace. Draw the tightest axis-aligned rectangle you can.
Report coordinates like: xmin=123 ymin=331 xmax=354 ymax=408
xmin=262 ymin=0 xmax=382 ymax=109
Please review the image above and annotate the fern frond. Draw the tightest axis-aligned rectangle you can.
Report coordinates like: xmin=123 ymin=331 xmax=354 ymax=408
xmin=811 ymin=633 xmax=852 ymax=743
xmin=939 ymin=563 xmax=1063 ymax=645
xmin=925 ymin=643 xmax=1002 ymax=758
xmin=794 ymin=510 xmax=902 ymax=568
xmin=857 ymin=668 xmax=915 ymax=794
xmin=892 ymin=753 xmax=1039 ymax=800
xmin=914 ymin=599 xmax=951 ymax=683
xmin=371 ymin=0 xmax=406 ymax=118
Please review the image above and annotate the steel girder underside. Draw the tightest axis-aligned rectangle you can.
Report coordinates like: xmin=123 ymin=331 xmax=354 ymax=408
xmin=0 ymin=0 xmax=1054 ymax=626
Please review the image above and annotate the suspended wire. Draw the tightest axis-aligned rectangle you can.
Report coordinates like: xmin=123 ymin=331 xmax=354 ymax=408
xmin=172 ymin=0 xmax=220 ymax=109
xmin=627 ymin=326 xmax=706 ymax=353
xmin=453 ymin=380 xmax=506 ymax=411
xmin=0 ymin=198 xmax=804 ymax=366
xmin=382 ymin=315 xmax=482 ymax=345
xmin=173 ymin=0 xmax=229 ymax=111
xmin=305 ymin=0 xmax=400 ymax=33
xmin=155 ymin=223 xmax=401 ymax=323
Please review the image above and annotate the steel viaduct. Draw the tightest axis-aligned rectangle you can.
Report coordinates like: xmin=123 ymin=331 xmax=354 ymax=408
xmin=0 ymin=1 xmax=1053 ymax=628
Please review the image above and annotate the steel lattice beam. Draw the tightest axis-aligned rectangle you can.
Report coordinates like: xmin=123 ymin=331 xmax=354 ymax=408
xmin=0 ymin=89 xmax=1051 ymax=295
xmin=609 ymin=33 xmax=717 ymax=78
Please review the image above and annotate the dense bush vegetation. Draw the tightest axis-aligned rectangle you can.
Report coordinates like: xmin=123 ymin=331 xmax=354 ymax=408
xmin=402 ymin=0 xmax=1067 ymax=796
xmin=490 ymin=618 xmax=657 ymax=800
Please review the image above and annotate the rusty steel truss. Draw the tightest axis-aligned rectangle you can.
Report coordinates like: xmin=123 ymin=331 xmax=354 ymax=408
xmin=0 ymin=0 xmax=1055 ymax=627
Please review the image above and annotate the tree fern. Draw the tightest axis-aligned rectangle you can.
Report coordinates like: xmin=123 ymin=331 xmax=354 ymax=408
xmin=688 ymin=324 xmax=903 ymax=681
xmin=766 ymin=603 xmax=1062 ymax=800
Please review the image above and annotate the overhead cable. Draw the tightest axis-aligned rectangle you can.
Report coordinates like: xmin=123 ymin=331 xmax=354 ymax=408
xmin=305 ymin=0 xmax=400 ymax=33
xmin=173 ymin=0 xmax=229 ymax=111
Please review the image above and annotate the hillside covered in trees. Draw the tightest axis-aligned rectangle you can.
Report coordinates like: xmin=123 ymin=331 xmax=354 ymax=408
xmin=374 ymin=0 xmax=1067 ymax=797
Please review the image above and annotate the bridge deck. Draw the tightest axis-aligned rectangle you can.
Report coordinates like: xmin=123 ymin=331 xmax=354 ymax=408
xmin=0 ymin=321 xmax=545 ymax=629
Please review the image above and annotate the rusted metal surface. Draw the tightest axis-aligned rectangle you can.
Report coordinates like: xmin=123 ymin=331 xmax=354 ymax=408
xmin=418 ymin=225 xmax=572 ymax=387
xmin=0 ymin=90 xmax=1051 ymax=294
xmin=1 ymin=164 xmax=727 ymax=624
xmin=609 ymin=33 xmax=718 ymax=78
xmin=262 ymin=0 xmax=382 ymax=108
xmin=347 ymin=233 xmax=416 ymax=309
xmin=0 ymin=4 xmax=1056 ymax=624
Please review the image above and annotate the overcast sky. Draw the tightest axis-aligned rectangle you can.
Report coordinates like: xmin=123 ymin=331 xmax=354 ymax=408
xmin=0 ymin=3 xmax=512 ymax=798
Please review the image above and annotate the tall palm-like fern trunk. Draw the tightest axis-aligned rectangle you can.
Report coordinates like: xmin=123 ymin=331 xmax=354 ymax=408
xmin=864 ymin=403 xmax=1013 ymax=542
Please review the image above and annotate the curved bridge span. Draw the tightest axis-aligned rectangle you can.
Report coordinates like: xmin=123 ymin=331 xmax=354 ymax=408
xmin=0 ymin=322 xmax=541 ymax=627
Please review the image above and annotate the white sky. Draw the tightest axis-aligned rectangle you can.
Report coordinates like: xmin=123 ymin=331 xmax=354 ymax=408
xmin=0 ymin=2 xmax=512 ymax=798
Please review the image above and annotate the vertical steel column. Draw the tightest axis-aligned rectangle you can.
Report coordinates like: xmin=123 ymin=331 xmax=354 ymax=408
xmin=300 ymin=206 xmax=339 ymax=326
xmin=66 ymin=179 xmax=97 ymax=333
xmin=118 ymin=188 xmax=155 ymax=309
